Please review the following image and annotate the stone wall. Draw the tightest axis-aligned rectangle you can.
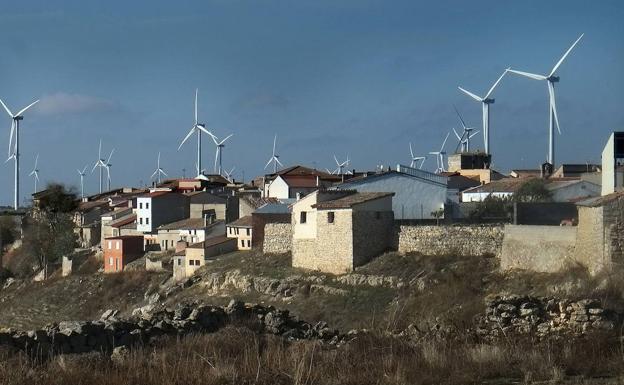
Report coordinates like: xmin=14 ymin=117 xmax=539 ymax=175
xmin=262 ymin=223 xmax=292 ymax=254
xmin=396 ymin=225 xmax=504 ymax=257
xmin=605 ymin=196 xmax=624 ymax=265
xmin=500 ymin=225 xmax=577 ymax=273
xmin=574 ymin=206 xmax=607 ymax=274
xmin=352 ymin=211 xmax=394 ymax=267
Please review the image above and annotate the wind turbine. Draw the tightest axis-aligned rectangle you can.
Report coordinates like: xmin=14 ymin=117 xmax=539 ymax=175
xmin=429 ymin=132 xmax=450 ymax=174
xmin=178 ymin=89 xmax=216 ymax=177
xmin=264 ymin=134 xmax=283 ymax=173
xmin=28 ymin=154 xmax=40 ymax=193
xmin=224 ymin=167 xmax=235 ymax=183
xmin=507 ymin=34 xmax=584 ymax=167
xmin=409 ymin=143 xmax=426 ymax=169
xmin=0 ymin=98 xmax=39 ymax=209
xmin=333 ymin=155 xmax=351 ymax=175
xmin=104 ymin=150 xmax=114 ymax=191
xmin=151 ymin=152 xmax=168 ymax=184
xmin=452 ymin=106 xmax=480 ymax=153
xmin=92 ymin=140 xmax=113 ymax=193
xmin=212 ymin=133 xmax=233 ymax=175
xmin=458 ymin=69 xmax=508 ymax=156
xmin=77 ymin=165 xmax=88 ymax=199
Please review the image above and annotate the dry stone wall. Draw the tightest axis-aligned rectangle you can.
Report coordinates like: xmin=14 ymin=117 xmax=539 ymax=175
xmin=262 ymin=223 xmax=292 ymax=254
xmin=397 ymin=225 xmax=504 ymax=257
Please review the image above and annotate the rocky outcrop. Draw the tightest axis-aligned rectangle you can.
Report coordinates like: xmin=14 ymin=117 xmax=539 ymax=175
xmin=0 ymin=300 xmax=345 ymax=357
xmin=477 ymin=295 xmax=620 ymax=339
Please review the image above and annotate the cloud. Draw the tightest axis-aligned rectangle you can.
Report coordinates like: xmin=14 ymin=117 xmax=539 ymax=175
xmin=231 ymin=92 xmax=290 ymax=114
xmin=36 ymin=92 xmax=118 ymax=116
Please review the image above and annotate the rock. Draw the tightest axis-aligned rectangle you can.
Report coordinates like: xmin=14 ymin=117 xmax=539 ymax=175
xmin=225 ymin=299 xmax=245 ymax=315
xmin=110 ymin=346 xmax=129 ymax=364
xmin=101 ymin=309 xmax=119 ymax=320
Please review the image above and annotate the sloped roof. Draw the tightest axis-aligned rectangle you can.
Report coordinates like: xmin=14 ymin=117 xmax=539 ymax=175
xmin=110 ymin=213 xmax=137 ymax=228
xmin=576 ymin=190 xmax=624 ymax=207
xmin=240 ymin=196 xmax=280 ymax=210
xmin=254 ymin=203 xmax=291 ymax=214
xmin=187 ymin=235 xmax=233 ymax=249
xmin=313 ymin=192 xmax=394 ymax=209
xmin=279 ymin=175 xmax=321 ymax=188
xmin=158 ymin=218 xmax=222 ymax=231
xmin=227 ymin=215 xmax=253 ymax=228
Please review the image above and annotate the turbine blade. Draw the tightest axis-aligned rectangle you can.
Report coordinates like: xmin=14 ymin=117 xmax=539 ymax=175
xmin=452 ymin=127 xmax=462 ymax=141
xmin=16 ymin=99 xmax=40 ymax=116
xmin=198 ymin=125 xmax=216 ymax=139
xmin=548 ymin=82 xmax=561 ymax=135
xmin=457 ymin=87 xmax=483 ymax=102
xmin=440 ymin=132 xmax=450 ymax=151
xmin=8 ymin=120 xmax=14 ymax=157
xmin=275 ymin=157 xmax=284 ymax=167
xmin=107 ymin=148 xmax=115 ymax=163
xmin=334 ymin=154 xmax=339 ymax=165
xmin=506 ymin=69 xmax=547 ymax=81
xmin=264 ymin=158 xmax=273 ymax=169
xmin=484 ymin=69 xmax=508 ymax=99
xmin=0 ymin=99 xmax=13 ymax=117
xmin=82 ymin=165 xmax=88 ymax=174
xmin=409 ymin=142 xmax=414 ymax=158
xmin=550 ymin=33 xmax=584 ymax=76
xmin=221 ymin=133 xmax=233 ymax=143
xmin=34 ymin=154 xmax=38 ymax=168
xmin=98 ymin=139 xmax=102 ymax=159
xmin=469 ymin=130 xmax=480 ymax=138
xmin=161 ymin=169 xmax=168 ymax=177
xmin=214 ymin=149 xmax=219 ymax=173
xmin=453 ymin=105 xmax=467 ymax=128
xmin=272 ymin=135 xmax=277 ymax=156
xmin=211 ymin=134 xmax=219 ymax=145
xmin=151 ymin=169 xmax=159 ymax=179
xmin=29 ymin=170 xmax=35 ymax=176
xmin=178 ymin=127 xmax=195 ymax=150
xmin=194 ymin=88 xmax=198 ymax=125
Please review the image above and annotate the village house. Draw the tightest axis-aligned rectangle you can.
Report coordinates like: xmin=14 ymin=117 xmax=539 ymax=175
xmin=251 ymin=202 xmax=291 ymax=248
xmin=335 ymin=165 xmax=450 ymax=220
xmin=260 ymin=165 xmax=341 ymax=199
xmin=291 ymin=190 xmax=395 ymax=274
xmin=173 ymin=236 xmax=237 ymax=281
xmin=136 ymin=191 xmax=189 ymax=233
xmin=157 ymin=216 xmax=224 ymax=251
xmin=226 ymin=216 xmax=253 ymax=250
xmin=103 ymin=235 xmax=144 ymax=273
xmin=238 ymin=195 xmax=279 ymax=218
xmin=73 ymin=200 xmax=109 ymax=248
xmin=100 ymin=207 xmax=134 ymax=245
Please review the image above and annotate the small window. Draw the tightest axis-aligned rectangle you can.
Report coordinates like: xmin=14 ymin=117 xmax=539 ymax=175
xmin=146 ymin=203 xmax=150 ymax=209
xmin=146 ymin=218 xmax=150 ymax=225
xmin=247 ymin=240 xmax=251 ymax=247
xmin=139 ymin=202 xmax=143 ymax=209
xmin=195 ymin=259 xmax=201 ymax=266
xmin=189 ymin=259 xmax=194 ymax=266
xmin=327 ymin=212 xmax=334 ymax=223
xmin=109 ymin=257 xmax=113 ymax=266
xmin=116 ymin=241 xmax=120 ymax=250
xmin=236 ymin=228 xmax=239 ymax=235
xmin=177 ymin=259 xmax=181 ymax=266
xmin=107 ymin=241 xmax=112 ymax=249
xmin=246 ymin=228 xmax=250 ymax=236
xmin=139 ymin=218 xmax=143 ymax=225
xmin=241 ymin=240 xmax=244 ymax=247
xmin=300 ymin=211 xmax=307 ymax=224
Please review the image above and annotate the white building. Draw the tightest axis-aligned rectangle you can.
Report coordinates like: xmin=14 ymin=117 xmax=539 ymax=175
xmin=334 ymin=165 xmax=449 ymax=219
xmin=136 ymin=191 xmax=189 ymax=233
xmin=601 ymin=132 xmax=624 ymax=196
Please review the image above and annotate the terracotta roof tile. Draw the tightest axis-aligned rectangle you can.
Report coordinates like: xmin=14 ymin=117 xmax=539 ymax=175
xmin=312 ymin=192 xmax=394 ymax=209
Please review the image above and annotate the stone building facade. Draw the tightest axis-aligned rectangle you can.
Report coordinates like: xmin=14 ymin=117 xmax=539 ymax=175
xmin=291 ymin=190 xmax=394 ymax=274
xmin=262 ymin=223 xmax=292 ymax=254
xmin=396 ymin=224 xmax=504 ymax=257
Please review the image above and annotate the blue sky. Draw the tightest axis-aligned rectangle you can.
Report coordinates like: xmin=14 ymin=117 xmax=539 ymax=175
xmin=0 ymin=0 xmax=622 ymax=204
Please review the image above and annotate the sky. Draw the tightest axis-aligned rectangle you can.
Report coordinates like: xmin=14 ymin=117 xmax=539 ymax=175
xmin=0 ymin=0 xmax=622 ymax=205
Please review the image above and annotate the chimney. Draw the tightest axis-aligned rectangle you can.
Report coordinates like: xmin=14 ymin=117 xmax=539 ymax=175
xmin=316 ymin=175 xmax=320 ymax=187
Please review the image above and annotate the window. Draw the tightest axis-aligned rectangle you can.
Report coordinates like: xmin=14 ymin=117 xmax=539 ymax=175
xmin=246 ymin=228 xmax=250 ymax=236
xmin=115 ymin=241 xmax=120 ymax=250
xmin=107 ymin=241 xmax=112 ymax=249
xmin=139 ymin=218 xmax=143 ymax=225
xmin=189 ymin=259 xmax=194 ymax=266
xmin=235 ymin=228 xmax=239 ymax=235
xmin=139 ymin=202 xmax=143 ymax=209
xmin=146 ymin=218 xmax=150 ymax=225
xmin=247 ymin=240 xmax=251 ymax=247
xmin=300 ymin=211 xmax=307 ymax=224
xmin=146 ymin=203 xmax=150 ymax=209
xmin=327 ymin=212 xmax=335 ymax=223
xmin=109 ymin=257 xmax=113 ymax=266
xmin=241 ymin=240 xmax=244 ymax=247
xmin=177 ymin=258 xmax=181 ymax=266
xmin=195 ymin=260 xmax=201 ymax=266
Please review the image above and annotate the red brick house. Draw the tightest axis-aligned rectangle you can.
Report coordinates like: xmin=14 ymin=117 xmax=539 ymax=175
xmin=103 ymin=235 xmax=144 ymax=273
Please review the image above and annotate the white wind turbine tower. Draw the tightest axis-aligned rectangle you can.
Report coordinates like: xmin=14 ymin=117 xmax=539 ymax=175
xmin=264 ymin=134 xmax=283 ymax=173
xmin=77 ymin=165 xmax=88 ymax=199
xmin=29 ymin=154 xmax=40 ymax=193
xmin=178 ymin=89 xmax=216 ymax=177
xmin=212 ymin=133 xmax=233 ymax=175
xmin=0 ymin=98 xmax=39 ymax=210
xmin=507 ymin=34 xmax=584 ymax=167
xmin=92 ymin=140 xmax=114 ymax=193
xmin=333 ymin=155 xmax=351 ymax=175
xmin=429 ymin=132 xmax=450 ymax=174
xmin=151 ymin=152 xmax=168 ymax=184
xmin=409 ymin=143 xmax=426 ymax=169
xmin=452 ymin=106 xmax=480 ymax=153
xmin=458 ymin=69 xmax=508 ymax=156
xmin=104 ymin=149 xmax=114 ymax=191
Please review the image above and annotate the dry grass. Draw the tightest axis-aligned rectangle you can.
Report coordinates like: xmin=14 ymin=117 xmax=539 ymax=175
xmin=1 ymin=327 xmax=624 ymax=385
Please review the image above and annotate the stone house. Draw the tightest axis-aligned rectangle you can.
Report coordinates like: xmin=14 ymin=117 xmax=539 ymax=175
xmin=173 ymin=236 xmax=237 ymax=281
xmin=291 ymin=190 xmax=395 ymax=274
xmin=185 ymin=191 xmax=238 ymax=222
xmin=226 ymin=216 xmax=253 ymax=250
xmin=73 ymin=200 xmax=109 ymax=248
xmin=575 ymin=191 xmax=624 ymax=274
xmin=100 ymin=207 xmax=134 ymax=246
xmin=335 ymin=165 xmax=449 ymax=220
xmin=238 ymin=196 xmax=279 ymax=219
xmin=251 ymin=203 xmax=291 ymax=248
xmin=103 ymin=235 xmax=144 ymax=273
